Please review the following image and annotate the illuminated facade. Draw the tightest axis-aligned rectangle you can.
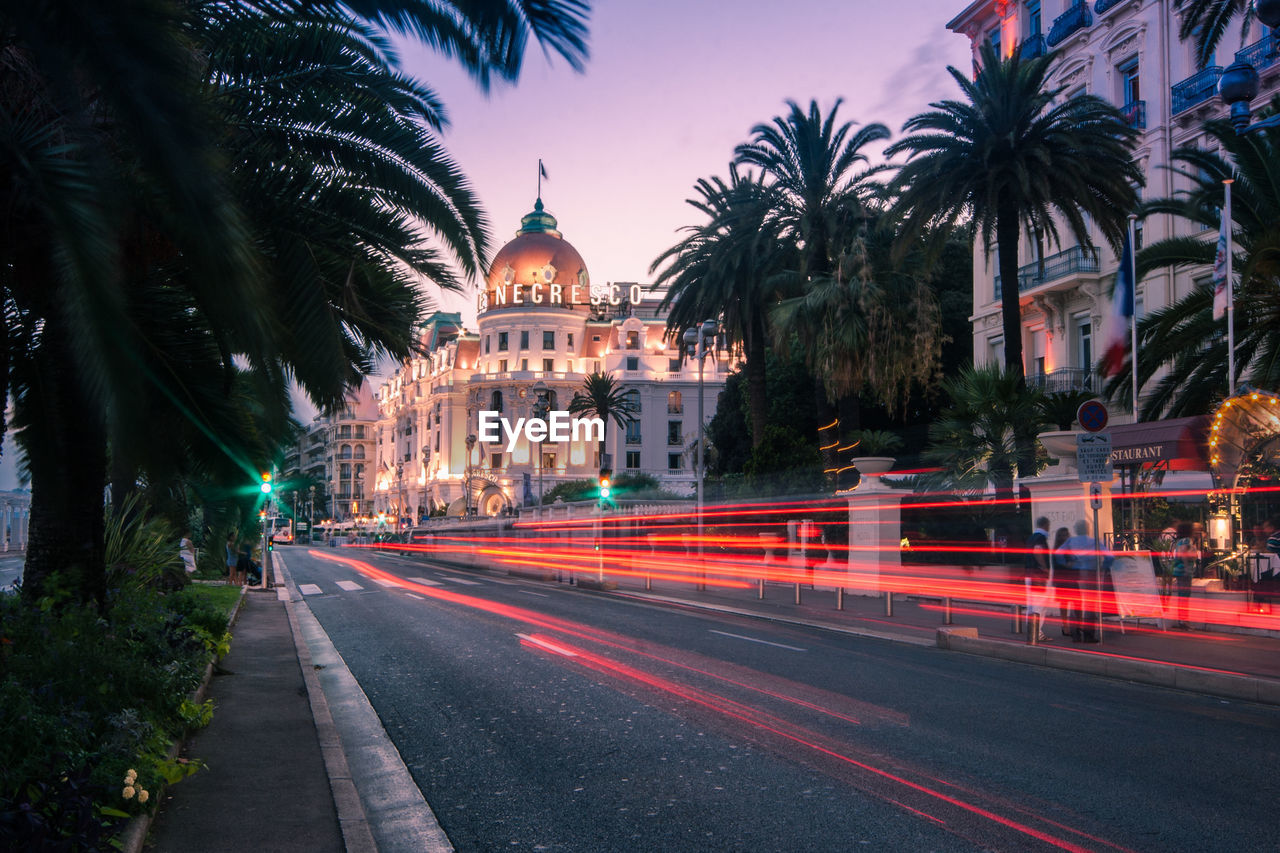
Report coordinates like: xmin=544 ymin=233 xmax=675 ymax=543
xmin=373 ymin=200 xmax=732 ymax=520
xmin=948 ymin=1 xmax=1280 ymax=413
xmin=282 ymin=386 xmax=379 ymax=523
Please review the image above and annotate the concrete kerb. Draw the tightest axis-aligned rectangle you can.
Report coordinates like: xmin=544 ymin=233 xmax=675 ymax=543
xmin=120 ymin=583 xmax=248 ymax=853
xmin=276 ymin=552 xmax=453 ymax=853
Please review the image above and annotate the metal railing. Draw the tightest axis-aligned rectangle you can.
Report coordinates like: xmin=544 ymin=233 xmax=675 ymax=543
xmin=1019 ymin=34 xmax=1047 ymax=60
xmin=1236 ymin=35 xmax=1280 ymax=74
xmin=1094 ymin=0 xmax=1131 ymax=15
xmin=1047 ymin=2 xmax=1091 ymax=47
xmin=1171 ymin=66 xmax=1223 ymax=114
xmin=1025 ymin=367 xmax=1097 ymax=394
xmin=1121 ymin=99 xmax=1146 ymax=129
xmin=994 ymin=245 xmax=1100 ymax=299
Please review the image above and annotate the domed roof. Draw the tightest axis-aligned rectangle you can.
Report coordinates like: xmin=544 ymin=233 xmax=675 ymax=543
xmin=482 ymin=199 xmax=590 ymax=314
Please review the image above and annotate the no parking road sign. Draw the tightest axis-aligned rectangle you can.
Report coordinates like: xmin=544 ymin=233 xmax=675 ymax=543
xmin=1077 ymin=400 xmax=1109 ymax=432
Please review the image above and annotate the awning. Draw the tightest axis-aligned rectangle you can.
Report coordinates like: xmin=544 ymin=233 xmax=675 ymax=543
xmin=1105 ymin=415 xmax=1210 ymax=471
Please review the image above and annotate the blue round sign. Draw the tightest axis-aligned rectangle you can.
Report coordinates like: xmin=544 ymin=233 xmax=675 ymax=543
xmin=1077 ymin=400 xmax=1109 ymax=432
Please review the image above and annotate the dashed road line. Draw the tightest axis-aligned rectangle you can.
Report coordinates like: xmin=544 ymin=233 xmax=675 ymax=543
xmin=298 ymin=583 xmax=324 ymax=596
xmin=405 ymin=593 xmax=425 ymax=600
xmin=709 ymin=629 xmax=806 ymax=652
xmin=335 ymin=580 xmax=365 ymax=592
xmin=407 ymin=576 xmax=442 ymax=586
xmin=371 ymin=578 xmax=398 ymax=587
xmin=517 ymin=633 xmax=578 ymax=657
xmin=519 ymin=590 xmax=549 ymax=597
xmin=441 ymin=576 xmax=481 ymax=586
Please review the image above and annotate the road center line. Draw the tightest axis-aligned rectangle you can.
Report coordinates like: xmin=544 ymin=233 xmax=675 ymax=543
xmin=516 ymin=633 xmax=578 ymax=657
xmin=519 ymin=590 xmax=549 ymax=597
xmin=405 ymin=593 xmax=424 ymax=600
xmin=709 ymin=629 xmax=806 ymax=652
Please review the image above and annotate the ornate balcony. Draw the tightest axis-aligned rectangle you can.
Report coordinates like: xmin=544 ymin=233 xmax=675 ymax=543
xmin=1047 ymin=3 xmax=1091 ymax=47
xmin=994 ymin=245 xmax=1101 ymax=300
xmin=1121 ymin=99 xmax=1146 ymax=129
xmin=1019 ymin=34 xmax=1047 ymax=60
xmin=1026 ymin=367 xmax=1097 ymax=394
xmin=1093 ymin=0 xmax=1131 ymax=15
xmin=1235 ymin=34 xmax=1280 ymax=75
xmin=1171 ymin=66 xmax=1223 ymax=114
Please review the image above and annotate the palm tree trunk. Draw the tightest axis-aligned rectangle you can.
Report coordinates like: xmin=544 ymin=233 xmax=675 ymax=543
xmin=814 ymin=376 xmax=836 ymax=486
xmin=745 ymin=316 xmax=768 ymax=448
xmin=996 ymin=209 xmax=1037 ymax=480
xmin=21 ymin=313 xmax=108 ymax=610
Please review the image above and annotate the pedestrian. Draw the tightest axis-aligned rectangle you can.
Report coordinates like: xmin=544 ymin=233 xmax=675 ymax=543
xmin=180 ymin=531 xmax=197 ymax=574
xmin=1170 ymin=521 xmax=1198 ymax=630
xmin=226 ymin=533 xmax=240 ymax=585
xmin=1051 ymin=526 xmax=1071 ymax=635
xmin=1267 ymin=518 xmax=1280 ymax=556
xmin=1024 ymin=516 xmax=1053 ymax=642
xmin=1060 ymin=519 xmax=1106 ymax=642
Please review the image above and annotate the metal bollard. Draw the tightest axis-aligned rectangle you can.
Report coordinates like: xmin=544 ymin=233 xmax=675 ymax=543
xmin=885 ymin=590 xmax=893 ymax=616
xmin=758 ymin=577 xmax=765 ymax=600
xmin=795 ymin=582 xmax=802 ymax=605
xmin=1011 ymin=604 xmax=1022 ymax=633
xmin=836 ymin=586 xmax=844 ymax=611
xmin=943 ymin=597 xmax=952 ymax=624
xmin=1027 ymin=611 xmax=1037 ymax=646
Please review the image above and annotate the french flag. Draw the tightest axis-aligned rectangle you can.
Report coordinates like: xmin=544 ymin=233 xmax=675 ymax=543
xmin=1102 ymin=231 xmax=1134 ymax=379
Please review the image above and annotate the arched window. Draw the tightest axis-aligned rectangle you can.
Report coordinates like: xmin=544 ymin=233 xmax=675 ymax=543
xmin=353 ymin=446 xmax=366 ymax=460
xmin=491 ymin=390 xmax=504 ymax=412
xmin=340 ymin=444 xmax=353 ymax=459
xmin=667 ymin=390 xmax=683 ymax=414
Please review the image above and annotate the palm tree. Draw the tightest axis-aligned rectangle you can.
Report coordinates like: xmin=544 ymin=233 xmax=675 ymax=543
xmin=1106 ymin=116 xmax=1280 ymax=418
xmin=2 ymin=0 xmax=593 ymax=606
xmin=650 ymin=166 xmax=793 ymax=447
xmin=568 ymin=372 xmax=637 ymax=467
xmin=733 ymin=99 xmax=890 ymax=469
xmin=888 ymin=41 xmax=1140 ymax=478
xmin=920 ymin=364 xmax=1048 ymax=500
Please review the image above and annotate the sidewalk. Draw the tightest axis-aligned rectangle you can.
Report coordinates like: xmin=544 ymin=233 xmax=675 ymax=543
xmin=144 ymin=589 xmax=344 ymax=853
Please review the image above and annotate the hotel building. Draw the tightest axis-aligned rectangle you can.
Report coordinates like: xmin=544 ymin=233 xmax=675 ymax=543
xmin=371 ymin=199 xmax=732 ymax=521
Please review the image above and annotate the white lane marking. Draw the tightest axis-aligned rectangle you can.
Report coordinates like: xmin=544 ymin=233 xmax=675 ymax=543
xmin=298 ymin=583 xmax=324 ymax=596
xmin=441 ymin=576 xmax=481 ymax=585
xmin=519 ymin=590 xmax=549 ymax=597
xmin=709 ymin=629 xmax=806 ymax=652
xmin=408 ymin=577 xmax=442 ymax=586
xmin=372 ymin=578 xmax=398 ymax=587
xmin=517 ymin=633 xmax=577 ymax=657
xmin=406 ymin=593 xmax=425 ymax=600
xmin=335 ymin=580 xmax=365 ymax=592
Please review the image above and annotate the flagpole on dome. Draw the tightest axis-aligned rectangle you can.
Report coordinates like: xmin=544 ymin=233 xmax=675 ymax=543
xmin=538 ymin=159 xmax=548 ymax=199
xmin=1224 ymin=177 xmax=1235 ymax=398
xmin=1128 ymin=214 xmax=1139 ymax=420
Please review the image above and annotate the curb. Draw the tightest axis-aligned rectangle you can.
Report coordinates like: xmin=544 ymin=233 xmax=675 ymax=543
xmin=120 ymin=583 xmax=248 ymax=853
xmin=275 ymin=557 xmax=379 ymax=853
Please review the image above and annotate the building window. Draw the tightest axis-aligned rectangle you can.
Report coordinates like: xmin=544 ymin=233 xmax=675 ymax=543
xmin=354 ymin=446 xmax=365 ymax=459
xmin=668 ymin=421 xmax=682 ymax=445
xmin=1075 ymin=319 xmax=1093 ymax=371
xmin=520 ymin=330 xmax=529 ymax=349
xmin=624 ymin=389 xmax=641 ymax=412
xmin=988 ymin=25 xmax=1000 ymax=57
xmin=567 ymin=333 xmax=575 ymax=349
xmin=625 ymin=420 xmax=642 ymax=444
xmin=543 ymin=330 xmax=555 ymax=349
xmin=521 ymin=358 xmax=529 ymax=371
xmin=626 ymin=356 xmax=640 ymax=371
xmin=354 ymin=425 xmax=365 ymax=438
xmin=485 ymin=336 xmax=491 ymax=354
xmin=593 ymin=360 xmax=602 ymax=372
xmin=338 ymin=425 xmax=352 ymax=438
xmin=355 ymin=464 xmax=364 ymax=478
xmin=668 ymin=358 xmax=682 ymax=372
xmin=498 ymin=359 xmax=508 ymax=373
xmin=491 ymin=453 xmax=503 ymax=469
xmin=626 ymin=450 xmax=641 ymax=469
xmin=491 ymin=390 xmax=504 ymax=412
xmin=340 ymin=463 xmax=351 ymax=479
xmin=1119 ymin=56 xmax=1140 ymax=105
xmin=434 ymin=432 xmax=440 ymax=452
xmin=542 ymin=451 xmax=556 ymax=469
xmin=668 ymin=453 xmax=683 ymax=471
xmin=1026 ymin=0 xmax=1041 ymax=36
xmin=340 ymin=444 xmax=352 ymax=459
xmin=592 ymin=335 xmax=601 ymax=342
xmin=667 ymin=391 xmax=683 ymax=413
xmin=498 ymin=332 xmax=509 ymax=351
xmin=566 ymin=359 xmax=575 ymax=372
xmin=543 ymin=358 xmax=554 ymax=373
xmin=626 ymin=331 xmax=640 ymax=349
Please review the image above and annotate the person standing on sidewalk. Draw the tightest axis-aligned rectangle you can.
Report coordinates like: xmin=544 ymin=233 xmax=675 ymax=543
xmin=226 ymin=533 xmax=241 ymax=585
xmin=1052 ymin=526 xmax=1072 ymax=635
xmin=1170 ymin=521 xmax=1198 ymax=630
xmin=1060 ymin=519 xmax=1105 ymax=642
xmin=1025 ymin=517 xmax=1053 ymax=642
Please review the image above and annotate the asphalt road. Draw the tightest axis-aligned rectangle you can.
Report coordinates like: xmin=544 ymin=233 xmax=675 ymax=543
xmin=285 ymin=545 xmax=1280 ymax=853
xmin=0 ymin=551 xmax=23 ymax=592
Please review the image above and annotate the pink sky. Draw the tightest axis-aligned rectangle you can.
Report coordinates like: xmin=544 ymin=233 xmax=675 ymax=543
xmin=399 ymin=0 xmax=974 ymax=320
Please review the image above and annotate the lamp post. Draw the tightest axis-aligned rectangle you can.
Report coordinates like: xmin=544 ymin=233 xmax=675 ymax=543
xmin=465 ymin=434 xmax=477 ymax=517
xmin=683 ymin=318 xmax=719 ymax=590
xmin=1219 ymin=3 xmax=1280 ymax=133
xmin=532 ymin=380 xmax=549 ymax=520
xmin=308 ymin=485 xmax=315 ymax=543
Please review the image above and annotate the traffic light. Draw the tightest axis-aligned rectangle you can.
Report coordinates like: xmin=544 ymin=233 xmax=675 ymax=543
xmin=260 ymin=472 xmax=273 ymax=494
xmin=598 ymin=468 xmax=612 ymax=504
xmin=267 ymin=535 xmax=274 ymax=552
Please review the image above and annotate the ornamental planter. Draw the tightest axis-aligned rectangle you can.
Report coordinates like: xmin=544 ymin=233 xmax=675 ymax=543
xmin=852 ymin=456 xmax=895 ymax=475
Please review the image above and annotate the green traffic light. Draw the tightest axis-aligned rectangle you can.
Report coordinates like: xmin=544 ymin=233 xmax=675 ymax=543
xmin=261 ymin=482 xmax=272 ymax=494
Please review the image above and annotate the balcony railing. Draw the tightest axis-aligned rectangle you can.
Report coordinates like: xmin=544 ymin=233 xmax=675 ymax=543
xmin=1235 ymin=34 xmax=1280 ymax=74
xmin=994 ymin=245 xmax=1100 ymax=299
xmin=1026 ymin=367 xmax=1097 ymax=394
xmin=1093 ymin=0 xmax=1131 ymax=15
xmin=1121 ymin=99 xmax=1146 ymax=129
xmin=1019 ymin=34 xmax=1047 ymax=60
xmin=1047 ymin=2 xmax=1091 ymax=47
xmin=1171 ymin=66 xmax=1223 ymax=114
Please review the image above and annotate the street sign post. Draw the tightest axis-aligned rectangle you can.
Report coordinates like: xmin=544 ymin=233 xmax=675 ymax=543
xmin=1076 ymin=432 xmax=1113 ymax=484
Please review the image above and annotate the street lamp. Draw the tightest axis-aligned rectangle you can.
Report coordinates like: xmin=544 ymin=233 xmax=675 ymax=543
xmin=465 ymin=433 xmax=477 ymax=517
xmin=683 ymin=318 xmax=719 ymax=590
xmin=532 ymin=380 xmax=549 ymax=520
xmin=1219 ymin=3 xmax=1280 ymax=133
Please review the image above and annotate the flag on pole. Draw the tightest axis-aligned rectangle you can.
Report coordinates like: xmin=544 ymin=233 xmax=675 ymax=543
xmin=1212 ymin=208 xmax=1230 ymax=320
xmin=1103 ymin=232 xmax=1135 ymax=378
xmin=538 ymin=159 xmax=548 ymax=181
